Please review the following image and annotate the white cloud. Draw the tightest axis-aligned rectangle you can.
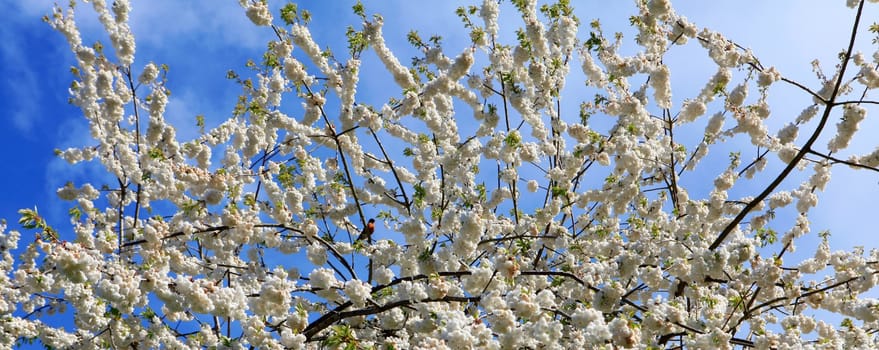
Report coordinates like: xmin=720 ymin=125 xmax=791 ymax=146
xmin=164 ymin=91 xmax=214 ymax=143
xmin=10 ymin=0 xmax=55 ymax=18
xmin=43 ymin=117 xmax=110 ymax=223
xmin=1 ymin=7 xmax=43 ymax=134
xmin=126 ymin=1 xmax=266 ymax=52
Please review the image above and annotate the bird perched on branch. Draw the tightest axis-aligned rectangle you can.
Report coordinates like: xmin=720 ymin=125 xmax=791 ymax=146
xmin=356 ymin=218 xmax=375 ymax=243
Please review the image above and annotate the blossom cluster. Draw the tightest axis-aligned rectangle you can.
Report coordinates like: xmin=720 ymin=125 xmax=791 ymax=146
xmin=2 ymin=0 xmax=879 ymax=349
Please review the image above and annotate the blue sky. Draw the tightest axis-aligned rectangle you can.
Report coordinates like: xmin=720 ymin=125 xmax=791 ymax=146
xmin=1 ymin=0 xmax=878 ymax=339
xmin=3 ymin=0 xmax=876 ymax=251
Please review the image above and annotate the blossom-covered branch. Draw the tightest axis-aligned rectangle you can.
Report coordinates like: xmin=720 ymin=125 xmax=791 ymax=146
xmin=2 ymin=0 xmax=879 ymax=348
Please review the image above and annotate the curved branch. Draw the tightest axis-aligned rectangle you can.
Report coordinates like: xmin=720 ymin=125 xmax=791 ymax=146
xmin=709 ymin=0 xmax=867 ymax=251
xmin=304 ymin=295 xmax=481 ymax=340
xmin=807 ymin=149 xmax=879 ymax=173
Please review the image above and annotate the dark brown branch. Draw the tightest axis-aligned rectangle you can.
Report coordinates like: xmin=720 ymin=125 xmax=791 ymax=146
xmin=303 ymin=296 xmax=480 ymax=340
xmin=370 ymin=128 xmax=411 ymax=215
xmin=709 ymin=0 xmax=866 ymax=251
xmin=807 ymin=149 xmax=879 ymax=173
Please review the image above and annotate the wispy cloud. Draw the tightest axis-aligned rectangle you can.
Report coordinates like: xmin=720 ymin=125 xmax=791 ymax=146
xmin=127 ymin=1 xmax=266 ymax=52
xmin=1 ymin=6 xmax=46 ymax=135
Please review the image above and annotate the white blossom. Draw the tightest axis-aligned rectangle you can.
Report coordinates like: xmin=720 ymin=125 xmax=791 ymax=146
xmin=757 ymin=66 xmax=781 ymax=87
xmin=344 ymin=280 xmax=372 ymax=307
xmin=139 ymin=62 xmax=159 ymax=84
xmin=828 ymin=105 xmax=867 ymax=152
xmin=244 ymin=0 xmax=272 ymax=26
xmin=679 ymin=100 xmax=707 ymax=123
xmin=13 ymin=1 xmax=879 ymax=348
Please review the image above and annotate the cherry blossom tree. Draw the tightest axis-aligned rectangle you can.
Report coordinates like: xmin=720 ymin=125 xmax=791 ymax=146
xmin=4 ymin=0 xmax=879 ymax=348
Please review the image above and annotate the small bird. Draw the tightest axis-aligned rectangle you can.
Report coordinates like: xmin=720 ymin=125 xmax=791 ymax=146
xmin=356 ymin=218 xmax=375 ymax=243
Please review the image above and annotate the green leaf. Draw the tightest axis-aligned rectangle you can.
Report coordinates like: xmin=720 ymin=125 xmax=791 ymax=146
xmin=244 ymin=194 xmax=256 ymax=208
xmin=585 ymin=31 xmax=602 ymax=51
xmin=504 ymin=132 xmax=521 ymax=148
xmin=293 ymin=10 xmax=308 ymax=25
xmin=476 ymin=183 xmax=487 ymax=202
xmin=68 ymin=206 xmax=82 ymax=221
xmin=18 ymin=207 xmax=58 ymax=242
xmin=18 ymin=208 xmax=40 ymax=230
xmin=278 ymin=164 xmax=296 ymax=188
xmin=148 ymin=147 xmax=165 ymax=160
xmin=262 ymin=49 xmax=279 ymax=68
xmin=413 ymin=184 xmax=426 ymax=207
xmin=407 ymin=30 xmax=424 ymax=48
xmin=345 ymin=26 xmax=368 ymax=55
xmin=280 ymin=3 xmax=298 ymax=25
xmin=104 ymin=306 xmax=122 ymax=319
xmin=551 ymin=186 xmax=566 ymax=197
xmin=352 ymin=0 xmax=366 ymax=20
